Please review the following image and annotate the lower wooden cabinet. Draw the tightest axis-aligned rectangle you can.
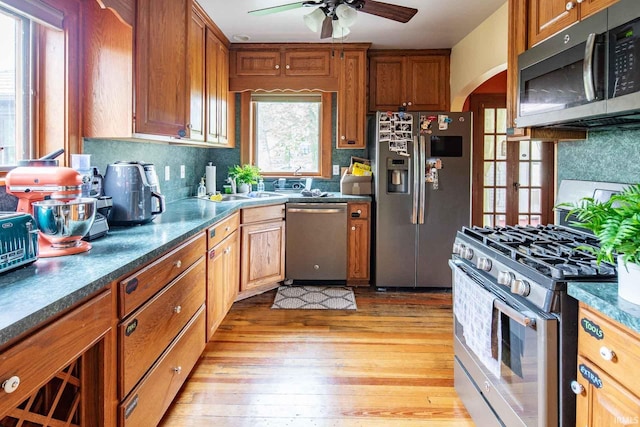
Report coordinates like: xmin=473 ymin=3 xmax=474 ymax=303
xmin=0 ymin=290 xmax=114 ymax=426
xmin=574 ymin=303 xmax=640 ymax=426
xmin=240 ymin=204 xmax=286 ymax=296
xmin=347 ymin=202 xmax=371 ymax=285
xmin=207 ymin=229 xmax=240 ymax=340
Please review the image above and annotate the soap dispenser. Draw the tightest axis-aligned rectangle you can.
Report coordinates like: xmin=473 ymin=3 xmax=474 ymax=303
xmin=197 ymin=177 xmax=206 ymax=197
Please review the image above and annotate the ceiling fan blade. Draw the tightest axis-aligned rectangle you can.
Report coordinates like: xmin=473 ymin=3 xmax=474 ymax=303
xmin=320 ymin=16 xmax=333 ymax=39
xmin=248 ymin=2 xmax=306 ymax=16
xmin=358 ymin=0 xmax=418 ymax=23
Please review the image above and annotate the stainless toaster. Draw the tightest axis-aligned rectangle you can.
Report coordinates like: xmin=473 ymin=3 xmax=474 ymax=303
xmin=0 ymin=212 xmax=38 ymax=274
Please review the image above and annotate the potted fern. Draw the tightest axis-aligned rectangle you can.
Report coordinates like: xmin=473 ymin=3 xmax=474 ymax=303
xmin=562 ymin=183 xmax=640 ymax=305
xmin=228 ymin=164 xmax=261 ymax=193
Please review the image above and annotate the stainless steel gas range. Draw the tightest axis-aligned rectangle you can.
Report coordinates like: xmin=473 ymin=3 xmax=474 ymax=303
xmin=450 ymin=225 xmax=617 ymax=427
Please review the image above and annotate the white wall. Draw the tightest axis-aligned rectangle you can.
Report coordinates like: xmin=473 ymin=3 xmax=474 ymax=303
xmin=450 ymin=2 xmax=508 ymax=112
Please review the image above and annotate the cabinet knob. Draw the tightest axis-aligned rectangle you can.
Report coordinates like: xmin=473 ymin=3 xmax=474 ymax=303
xmin=570 ymin=380 xmax=585 ymax=395
xmin=224 ymin=247 xmax=231 ymax=254
xmin=173 ymin=366 xmax=182 ymax=374
xmin=225 ymin=226 xmax=230 ymax=232
xmin=566 ymin=1 xmax=575 ymax=10
xmin=285 ymin=64 xmax=290 ymax=69
xmin=357 ymin=209 xmax=362 ymax=214
xmin=351 ymin=226 xmax=356 ymax=231
xmin=274 ymin=64 xmax=280 ymax=69
xmin=174 ymin=260 xmax=182 ymax=268
xmin=341 ymin=135 xmax=346 ymax=140
xmin=599 ymin=346 xmax=616 ymax=361
xmin=407 ymin=102 xmax=412 ymax=106
xmin=173 ymin=305 xmax=182 ymax=314
xmin=577 ymin=0 xmax=583 ymax=3
xmin=2 ymin=376 xmax=20 ymax=394
xmin=483 ymin=381 xmax=490 ymax=393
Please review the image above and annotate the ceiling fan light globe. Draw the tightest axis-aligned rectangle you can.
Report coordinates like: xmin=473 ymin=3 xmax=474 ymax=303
xmin=332 ymin=20 xmax=350 ymax=38
xmin=335 ymin=4 xmax=357 ymax=28
xmin=303 ymin=7 xmax=325 ymax=32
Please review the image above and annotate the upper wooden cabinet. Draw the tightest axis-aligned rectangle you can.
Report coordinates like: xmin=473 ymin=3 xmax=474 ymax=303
xmin=229 ymin=44 xmax=339 ymax=91
xmin=337 ymin=47 xmax=369 ymax=149
xmin=528 ymin=0 xmax=618 ymax=47
xmin=206 ymin=28 xmax=232 ymax=146
xmin=368 ymin=50 xmax=450 ymax=112
xmin=189 ymin=8 xmax=206 ymax=142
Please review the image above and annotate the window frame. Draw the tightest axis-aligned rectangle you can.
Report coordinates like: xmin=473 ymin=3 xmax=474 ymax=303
xmin=240 ymin=91 xmax=332 ymax=178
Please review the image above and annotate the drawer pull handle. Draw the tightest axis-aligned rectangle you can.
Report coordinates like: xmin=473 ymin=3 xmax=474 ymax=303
xmin=570 ymin=380 xmax=585 ymax=395
xmin=174 ymin=260 xmax=182 ymax=268
xmin=173 ymin=366 xmax=182 ymax=374
xmin=173 ymin=305 xmax=182 ymax=314
xmin=2 ymin=376 xmax=20 ymax=394
xmin=599 ymin=346 xmax=616 ymax=361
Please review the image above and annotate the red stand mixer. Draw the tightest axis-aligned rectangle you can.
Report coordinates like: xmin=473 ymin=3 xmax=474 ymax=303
xmin=5 ymin=166 xmax=96 ymax=257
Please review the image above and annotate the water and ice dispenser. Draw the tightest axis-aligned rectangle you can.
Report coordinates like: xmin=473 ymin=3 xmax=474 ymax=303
xmin=386 ymin=158 xmax=408 ymax=193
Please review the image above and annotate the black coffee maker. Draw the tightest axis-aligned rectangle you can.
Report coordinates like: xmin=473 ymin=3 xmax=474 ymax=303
xmin=83 ymin=167 xmax=112 ymax=241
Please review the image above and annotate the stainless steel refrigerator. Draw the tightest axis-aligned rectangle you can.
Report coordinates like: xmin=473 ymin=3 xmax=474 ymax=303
xmin=372 ymin=111 xmax=472 ymax=288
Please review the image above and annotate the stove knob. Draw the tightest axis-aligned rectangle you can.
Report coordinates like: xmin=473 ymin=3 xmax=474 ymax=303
xmin=497 ymin=271 xmax=514 ymax=286
xmin=477 ymin=257 xmax=492 ymax=271
xmin=452 ymin=243 xmax=463 ymax=255
xmin=511 ymin=279 xmax=531 ymax=297
xmin=462 ymin=247 xmax=474 ymax=260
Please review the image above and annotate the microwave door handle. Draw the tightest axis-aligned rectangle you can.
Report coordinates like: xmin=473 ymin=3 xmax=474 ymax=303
xmin=583 ymin=32 xmax=597 ymax=102
xmin=411 ymin=136 xmax=419 ymax=224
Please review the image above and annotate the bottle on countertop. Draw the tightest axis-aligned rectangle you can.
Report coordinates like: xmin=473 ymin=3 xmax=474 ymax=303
xmin=197 ymin=178 xmax=206 ymax=197
xmin=257 ymin=178 xmax=265 ymax=193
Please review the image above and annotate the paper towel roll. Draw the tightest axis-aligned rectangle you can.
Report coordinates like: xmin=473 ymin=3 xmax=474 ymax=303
xmin=205 ymin=165 xmax=216 ymax=195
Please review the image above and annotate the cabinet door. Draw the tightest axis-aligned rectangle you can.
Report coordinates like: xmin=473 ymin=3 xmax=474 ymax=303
xmin=205 ymin=30 xmax=220 ymax=143
xmin=241 ymin=220 xmax=285 ymax=291
xmin=575 ymin=357 xmax=640 ymax=427
xmin=338 ymin=50 xmax=367 ymax=148
xmin=135 ymin=0 xmax=189 ymax=137
xmin=224 ymin=230 xmax=240 ymax=311
xmin=579 ymin=0 xmax=619 ymax=20
xmin=234 ymin=51 xmax=281 ymax=76
xmin=216 ymin=42 xmax=230 ymax=145
xmin=188 ymin=10 xmax=205 ymax=141
xmin=284 ymin=49 xmax=332 ymax=76
xmin=207 ymin=242 xmax=226 ymax=339
xmin=347 ymin=218 xmax=370 ymax=282
xmin=528 ymin=0 xmax=579 ymax=47
xmin=405 ymin=55 xmax=449 ymax=111
xmin=369 ymin=56 xmax=405 ymax=111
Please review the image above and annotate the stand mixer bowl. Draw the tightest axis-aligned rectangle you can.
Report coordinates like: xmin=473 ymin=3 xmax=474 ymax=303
xmin=32 ymin=198 xmax=96 ymax=248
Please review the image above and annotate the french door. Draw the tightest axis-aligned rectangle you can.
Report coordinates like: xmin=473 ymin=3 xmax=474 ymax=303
xmin=470 ymin=94 xmax=555 ymax=227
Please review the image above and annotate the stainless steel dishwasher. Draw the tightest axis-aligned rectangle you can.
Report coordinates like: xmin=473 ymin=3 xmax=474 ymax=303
xmin=285 ymin=203 xmax=347 ymax=283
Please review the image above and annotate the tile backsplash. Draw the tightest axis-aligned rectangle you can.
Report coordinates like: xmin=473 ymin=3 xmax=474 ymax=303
xmin=557 ymin=129 xmax=640 ymax=185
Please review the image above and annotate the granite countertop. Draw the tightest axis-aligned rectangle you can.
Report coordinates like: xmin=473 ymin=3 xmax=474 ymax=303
xmin=568 ymin=282 xmax=640 ymax=335
xmin=0 ymin=192 xmax=370 ymax=347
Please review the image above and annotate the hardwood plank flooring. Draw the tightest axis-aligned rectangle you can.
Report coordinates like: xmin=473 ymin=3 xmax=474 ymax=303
xmin=160 ymin=287 xmax=474 ymax=427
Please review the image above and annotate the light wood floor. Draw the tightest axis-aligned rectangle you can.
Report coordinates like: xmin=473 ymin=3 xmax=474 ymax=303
xmin=160 ymin=287 xmax=474 ymax=427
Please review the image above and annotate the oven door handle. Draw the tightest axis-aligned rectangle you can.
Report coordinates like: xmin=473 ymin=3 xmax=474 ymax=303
xmin=494 ymin=299 xmax=536 ymax=328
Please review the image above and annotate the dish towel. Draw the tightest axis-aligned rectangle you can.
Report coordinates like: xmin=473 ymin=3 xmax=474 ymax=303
xmin=453 ymin=267 xmax=501 ymax=377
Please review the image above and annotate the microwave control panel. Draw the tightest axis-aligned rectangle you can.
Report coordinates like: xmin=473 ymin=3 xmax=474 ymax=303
xmin=611 ymin=19 xmax=640 ymax=97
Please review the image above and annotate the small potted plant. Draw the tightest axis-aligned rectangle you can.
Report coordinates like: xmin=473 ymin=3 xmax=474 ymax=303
xmin=561 ymin=183 xmax=640 ymax=305
xmin=228 ymin=164 xmax=261 ymax=193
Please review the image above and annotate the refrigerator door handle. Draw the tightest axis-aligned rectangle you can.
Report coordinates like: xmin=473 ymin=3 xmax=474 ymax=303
xmin=411 ymin=136 xmax=419 ymax=225
xmin=419 ymin=134 xmax=426 ymax=224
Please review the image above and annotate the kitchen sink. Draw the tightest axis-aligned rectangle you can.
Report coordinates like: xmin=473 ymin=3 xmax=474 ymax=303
xmin=246 ymin=191 xmax=287 ymax=199
xmin=219 ymin=194 xmax=250 ymax=201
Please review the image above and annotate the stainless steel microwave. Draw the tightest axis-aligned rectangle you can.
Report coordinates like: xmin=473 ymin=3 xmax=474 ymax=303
xmin=517 ymin=0 xmax=640 ymax=129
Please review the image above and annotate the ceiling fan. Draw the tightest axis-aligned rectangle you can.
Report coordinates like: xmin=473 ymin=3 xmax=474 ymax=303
xmin=248 ymin=0 xmax=418 ymax=39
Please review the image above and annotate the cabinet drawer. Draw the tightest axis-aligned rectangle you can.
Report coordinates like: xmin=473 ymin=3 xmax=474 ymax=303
xmin=120 ymin=256 xmax=205 ymax=398
xmin=242 ymin=204 xmax=285 ymax=224
xmin=0 ymin=290 xmax=111 ymax=416
xmin=207 ymin=212 xmax=239 ymax=249
xmin=120 ymin=306 xmax=205 ymax=427
xmin=348 ymin=202 xmax=369 ymax=219
xmin=119 ymin=233 xmax=206 ymax=317
xmin=578 ymin=305 xmax=640 ymax=396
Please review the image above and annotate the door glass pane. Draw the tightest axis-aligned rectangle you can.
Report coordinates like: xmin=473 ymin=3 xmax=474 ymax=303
xmin=484 ymin=189 xmax=495 ymax=212
xmin=483 ymin=215 xmax=494 ymax=227
xmin=496 ymin=215 xmax=506 ymax=227
xmin=484 ymin=136 xmax=495 ymax=160
xmin=530 ymin=215 xmax=541 ymax=226
xmin=519 ymin=189 xmax=530 ymax=212
xmin=518 ymin=215 xmax=530 ymax=226
xmin=496 ymin=189 xmax=506 ymax=213
xmin=496 ymin=109 xmax=507 ymax=133
xmin=519 ymin=140 xmax=530 ymax=160
xmin=531 ymin=140 xmax=542 ymax=161
xmin=519 ymin=162 xmax=530 ymax=186
xmin=496 ymin=161 xmax=507 ymax=186
xmin=531 ymin=162 xmax=542 ymax=187
xmin=484 ymin=162 xmax=495 ymax=186
xmin=484 ymin=108 xmax=495 ymax=133
xmin=496 ymin=137 xmax=507 ymax=160
xmin=531 ymin=189 xmax=542 ymax=213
